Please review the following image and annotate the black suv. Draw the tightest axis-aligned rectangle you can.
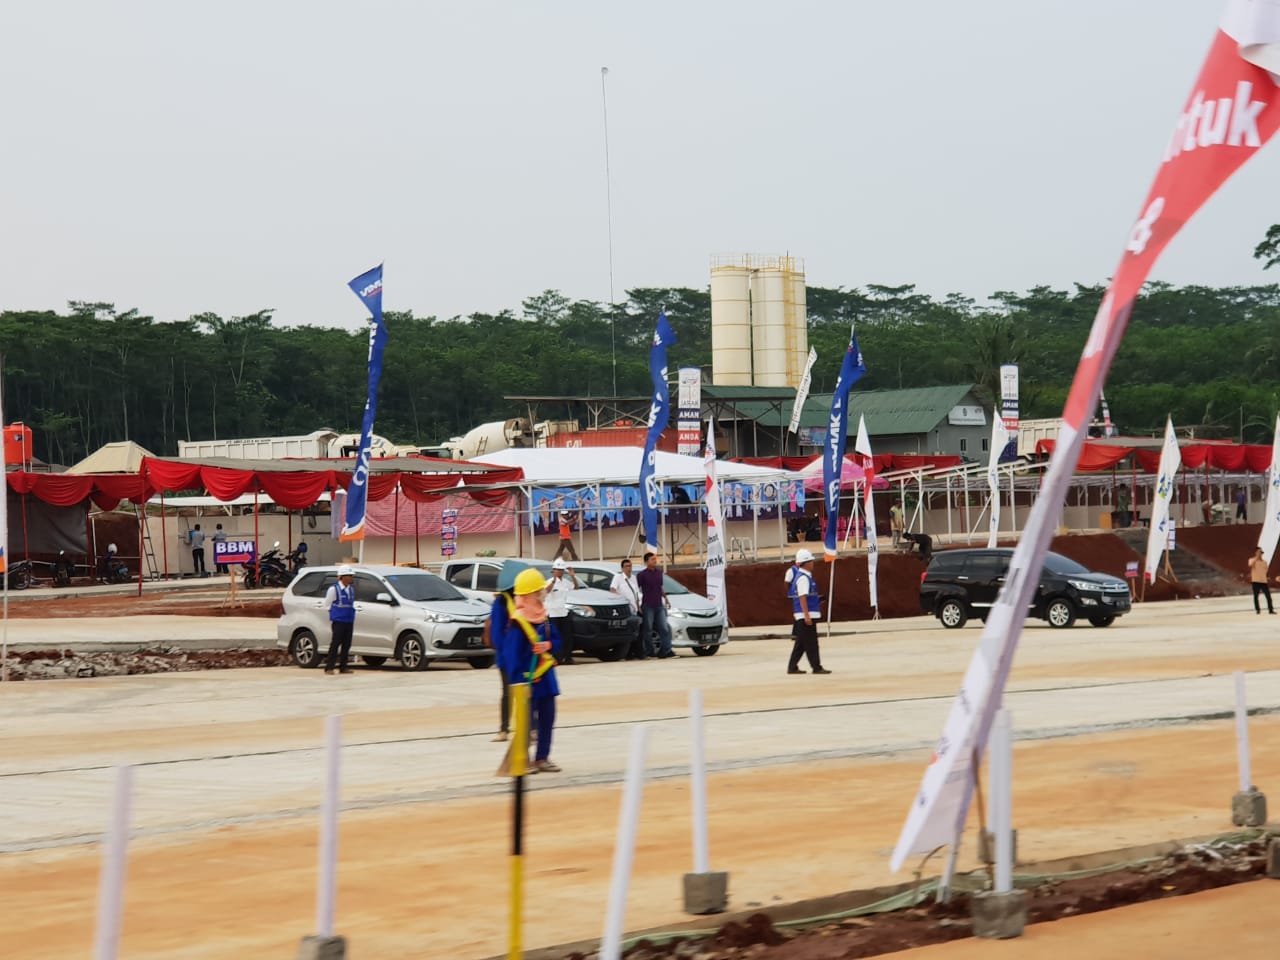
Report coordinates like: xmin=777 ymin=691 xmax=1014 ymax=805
xmin=919 ymin=548 xmax=1131 ymax=629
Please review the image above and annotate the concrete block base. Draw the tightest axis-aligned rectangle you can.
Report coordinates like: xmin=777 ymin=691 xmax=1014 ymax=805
xmin=1267 ymin=838 xmax=1280 ymax=879
xmin=971 ymin=889 xmax=1028 ymax=940
xmin=296 ymin=935 xmax=347 ymax=960
xmin=1231 ymin=789 xmax=1267 ymax=827
xmin=978 ymin=828 xmax=1018 ymax=865
xmin=683 ymin=871 xmax=729 ymax=914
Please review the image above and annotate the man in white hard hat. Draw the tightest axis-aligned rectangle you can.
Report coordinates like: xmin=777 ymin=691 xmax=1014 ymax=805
xmin=786 ymin=548 xmax=830 ymax=675
xmin=545 ymin=558 xmax=580 ymax=665
xmin=323 ymin=565 xmax=357 ymax=675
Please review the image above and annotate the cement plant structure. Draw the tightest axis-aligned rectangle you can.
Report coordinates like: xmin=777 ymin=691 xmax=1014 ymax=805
xmin=709 ymin=254 xmax=809 ymax=389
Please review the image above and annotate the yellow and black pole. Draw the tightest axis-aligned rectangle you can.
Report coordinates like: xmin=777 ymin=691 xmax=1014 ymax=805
xmin=506 ymin=681 xmax=531 ymax=959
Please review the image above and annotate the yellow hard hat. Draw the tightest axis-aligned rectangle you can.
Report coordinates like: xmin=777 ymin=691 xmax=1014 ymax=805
xmin=514 ymin=568 xmax=549 ymax=596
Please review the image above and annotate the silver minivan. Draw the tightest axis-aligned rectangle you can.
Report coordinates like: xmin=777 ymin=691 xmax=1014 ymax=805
xmin=276 ymin=564 xmax=492 ymax=670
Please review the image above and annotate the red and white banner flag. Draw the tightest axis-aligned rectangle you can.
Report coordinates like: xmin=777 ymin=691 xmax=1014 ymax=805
xmin=854 ymin=415 xmax=879 ymax=610
xmin=1258 ymin=412 xmax=1280 ymax=563
xmin=891 ymin=1 xmax=1280 ymax=872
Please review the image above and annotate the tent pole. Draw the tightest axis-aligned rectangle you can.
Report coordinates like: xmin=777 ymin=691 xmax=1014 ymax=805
xmin=526 ymin=485 xmax=536 ymax=560
xmin=253 ymin=490 xmax=260 ymax=584
xmin=946 ymin=475 xmax=952 ymax=542
xmin=415 ymin=499 xmax=421 ymax=567
xmin=596 ymin=482 xmax=604 ymax=561
xmin=776 ymin=482 xmax=783 ymax=560
xmin=160 ymin=492 xmax=169 ymax=580
xmin=392 ymin=484 xmax=399 ymax=565
xmin=136 ymin=503 xmax=143 ymax=597
xmin=964 ymin=468 xmax=971 ymax=543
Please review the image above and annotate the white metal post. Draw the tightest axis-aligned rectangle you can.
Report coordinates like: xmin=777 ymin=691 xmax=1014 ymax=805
xmin=689 ymin=689 xmax=710 ymax=874
xmin=1234 ymin=671 xmax=1252 ymax=791
xmin=991 ymin=709 xmax=1013 ymax=893
xmin=93 ymin=765 xmax=134 ymax=960
xmin=601 ymin=725 xmax=650 ymax=960
xmin=316 ymin=714 xmax=342 ymax=938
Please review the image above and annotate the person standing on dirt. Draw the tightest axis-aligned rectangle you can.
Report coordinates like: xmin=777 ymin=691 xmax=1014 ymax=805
xmin=545 ymin=559 xmax=579 ymax=665
xmin=787 ymin=548 xmax=830 ymax=675
xmin=610 ymin=557 xmax=646 ymax=660
xmin=323 ymin=565 xmax=357 ymax=674
xmin=187 ymin=524 xmax=208 ymax=577
xmin=212 ymin=523 xmax=228 ymax=574
xmin=1248 ymin=548 xmax=1275 ymax=615
xmin=889 ymin=500 xmax=905 ymax=547
xmin=497 ymin=567 xmax=563 ymax=773
xmin=637 ymin=551 xmax=674 ymax=659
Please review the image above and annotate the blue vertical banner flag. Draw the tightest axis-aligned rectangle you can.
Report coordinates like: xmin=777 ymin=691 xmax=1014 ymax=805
xmin=822 ymin=325 xmax=867 ymax=560
xmin=639 ymin=311 xmax=676 ymax=549
xmin=341 ymin=264 xmax=389 ymax=542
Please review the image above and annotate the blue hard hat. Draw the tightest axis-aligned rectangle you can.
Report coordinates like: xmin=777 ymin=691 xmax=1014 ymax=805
xmin=495 ymin=559 xmax=531 ymax=592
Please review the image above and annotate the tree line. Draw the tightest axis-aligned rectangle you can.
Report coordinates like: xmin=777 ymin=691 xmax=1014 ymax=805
xmin=2 ymin=281 xmax=1279 ymax=466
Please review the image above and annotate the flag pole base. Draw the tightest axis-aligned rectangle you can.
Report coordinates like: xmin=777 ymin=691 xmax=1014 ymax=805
xmin=1231 ymin=788 xmax=1267 ymax=827
xmin=296 ymin=935 xmax=347 ymax=960
xmin=682 ymin=871 xmax=729 ymax=914
xmin=971 ymin=889 xmax=1027 ymax=940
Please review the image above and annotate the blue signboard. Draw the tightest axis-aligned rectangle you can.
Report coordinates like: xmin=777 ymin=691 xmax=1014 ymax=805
xmin=214 ymin=539 xmax=257 ymax=566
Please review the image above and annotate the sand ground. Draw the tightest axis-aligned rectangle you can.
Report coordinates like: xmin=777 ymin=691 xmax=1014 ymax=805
xmin=1 ymin=595 xmax=1278 ymax=958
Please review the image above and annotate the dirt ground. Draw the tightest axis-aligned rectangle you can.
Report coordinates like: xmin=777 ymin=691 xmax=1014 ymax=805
xmin=3 ymin=721 xmax=1277 ymax=960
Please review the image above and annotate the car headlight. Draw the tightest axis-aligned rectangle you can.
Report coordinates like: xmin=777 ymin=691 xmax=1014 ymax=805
xmin=569 ymin=604 xmax=596 ymax=618
xmin=1067 ymin=579 xmax=1101 ymax=592
xmin=667 ymin=608 xmax=689 ymax=619
xmin=426 ymin=612 xmax=458 ymax=623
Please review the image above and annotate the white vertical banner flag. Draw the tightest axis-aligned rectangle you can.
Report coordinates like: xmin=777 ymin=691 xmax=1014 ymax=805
xmin=788 ymin=347 xmax=819 ymax=434
xmin=703 ymin=418 xmax=727 ymax=620
xmin=854 ymin=416 xmax=879 ymax=610
xmin=890 ymin=3 xmax=1280 ymax=873
xmin=1257 ymin=413 xmax=1280 ymax=563
xmin=1144 ymin=418 xmax=1182 ymax=583
xmin=986 ymin=414 xmax=1008 ymax=549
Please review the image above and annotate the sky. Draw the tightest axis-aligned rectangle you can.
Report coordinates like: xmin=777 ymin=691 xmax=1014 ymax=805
xmin=3 ymin=0 xmax=1278 ymax=332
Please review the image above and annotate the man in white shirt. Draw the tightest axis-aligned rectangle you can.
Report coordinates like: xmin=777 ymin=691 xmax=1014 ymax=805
xmin=610 ymin=557 xmax=646 ymax=660
xmin=545 ymin=559 xmax=580 ymax=665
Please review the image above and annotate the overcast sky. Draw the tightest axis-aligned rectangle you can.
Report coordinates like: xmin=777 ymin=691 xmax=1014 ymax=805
xmin=2 ymin=1 xmax=1275 ymax=331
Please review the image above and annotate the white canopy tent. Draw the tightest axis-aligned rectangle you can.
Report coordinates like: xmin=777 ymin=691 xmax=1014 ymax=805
xmin=468 ymin=446 xmax=798 ymax=562
xmin=466 ymin=446 xmax=790 ymax=485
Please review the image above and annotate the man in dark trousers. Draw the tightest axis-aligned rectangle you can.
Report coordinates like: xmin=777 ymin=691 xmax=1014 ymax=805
xmin=188 ymin=523 xmax=207 ymax=577
xmin=786 ymin=548 xmax=830 ymax=675
xmin=323 ymin=565 xmax=357 ymax=674
xmin=637 ymin=551 xmax=674 ymax=658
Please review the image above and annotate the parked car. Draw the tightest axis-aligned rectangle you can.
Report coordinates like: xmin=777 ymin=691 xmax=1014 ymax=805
xmin=569 ymin=561 xmax=728 ymax=656
xmin=919 ymin=548 xmax=1132 ymax=629
xmin=276 ymin=564 xmax=493 ymax=670
xmin=439 ymin=557 xmax=640 ymax=661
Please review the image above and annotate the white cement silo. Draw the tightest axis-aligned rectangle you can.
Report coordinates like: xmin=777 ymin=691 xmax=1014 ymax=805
xmin=710 ymin=259 xmax=753 ymax=385
xmin=750 ymin=265 xmax=790 ymax=386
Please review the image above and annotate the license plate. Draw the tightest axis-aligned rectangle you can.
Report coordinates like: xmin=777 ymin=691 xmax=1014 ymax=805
xmin=608 ymin=621 xmax=629 ymax=631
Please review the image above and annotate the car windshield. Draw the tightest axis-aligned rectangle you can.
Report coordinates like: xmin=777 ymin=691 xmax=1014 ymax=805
xmin=385 ymin=572 xmax=466 ymax=602
xmin=661 ymin=575 xmax=690 ymax=595
xmin=1041 ymin=552 xmax=1090 ymax=576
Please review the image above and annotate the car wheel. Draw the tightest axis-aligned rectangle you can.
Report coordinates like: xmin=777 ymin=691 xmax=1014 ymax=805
xmin=362 ymin=655 xmax=387 ymax=668
xmin=1046 ymin=599 xmax=1077 ymax=628
xmin=1088 ymin=615 xmax=1115 ymax=628
xmin=938 ymin=599 xmax=968 ymax=629
xmin=596 ymin=643 xmax=627 ymax=662
xmin=291 ymin=630 xmax=322 ymax=669
xmin=469 ymin=655 xmax=495 ymax=669
xmin=692 ymin=644 xmax=719 ymax=656
xmin=398 ymin=633 xmax=429 ymax=671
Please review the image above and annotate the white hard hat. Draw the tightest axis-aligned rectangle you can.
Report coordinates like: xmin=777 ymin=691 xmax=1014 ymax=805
xmin=552 ymin=558 xmax=568 ymax=570
xmin=795 ymin=548 xmax=815 ymax=564
xmin=337 ymin=564 xmax=355 ymax=577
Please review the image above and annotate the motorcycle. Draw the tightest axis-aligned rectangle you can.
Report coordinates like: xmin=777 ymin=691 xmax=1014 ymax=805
xmin=99 ymin=544 xmax=131 ymax=584
xmin=53 ymin=550 xmax=75 ymax=588
xmin=4 ymin=559 xmax=33 ymax=590
xmin=286 ymin=541 xmax=308 ymax=575
xmin=243 ymin=541 xmax=290 ymax=589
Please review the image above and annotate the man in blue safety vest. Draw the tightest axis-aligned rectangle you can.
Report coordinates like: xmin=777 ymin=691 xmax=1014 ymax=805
xmin=786 ymin=548 xmax=830 ymax=675
xmin=324 ymin=565 xmax=357 ymax=675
